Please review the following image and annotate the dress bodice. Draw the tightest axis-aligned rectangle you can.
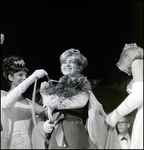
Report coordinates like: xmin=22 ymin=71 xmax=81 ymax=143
xmin=1 ymin=95 xmax=32 ymax=132
xmin=1 ymin=92 xmax=34 ymax=149
xmin=3 ymin=99 xmax=32 ymax=119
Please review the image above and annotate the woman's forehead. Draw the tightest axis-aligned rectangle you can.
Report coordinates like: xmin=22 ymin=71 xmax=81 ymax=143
xmin=65 ymin=55 xmax=75 ymax=60
xmin=118 ymin=117 xmax=127 ymax=122
xmin=15 ymin=70 xmax=28 ymax=74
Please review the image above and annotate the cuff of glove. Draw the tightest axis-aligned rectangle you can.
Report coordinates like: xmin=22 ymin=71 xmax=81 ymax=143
xmin=43 ymin=121 xmax=54 ymax=133
xmin=106 ymin=109 xmax=121 ymax=127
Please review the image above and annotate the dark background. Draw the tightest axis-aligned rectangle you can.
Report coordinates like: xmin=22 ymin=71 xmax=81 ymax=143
xmin=1 ymin=1 xmax=143 ymax=113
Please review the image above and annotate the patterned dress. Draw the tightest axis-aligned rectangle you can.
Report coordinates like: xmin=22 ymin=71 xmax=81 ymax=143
xmin=1 ymin=91 xmax=33 ymax=149
xmin=1 ymin=90 xmax=46 ymax=149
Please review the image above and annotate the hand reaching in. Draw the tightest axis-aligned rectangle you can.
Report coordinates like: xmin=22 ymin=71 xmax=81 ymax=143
xmin=40 ymin=81 xmax=49 ymax=96
xmin=33 ymin=69 xmax=48 ymax=79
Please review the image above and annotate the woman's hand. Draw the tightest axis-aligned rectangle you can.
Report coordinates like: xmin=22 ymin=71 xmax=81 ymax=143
xmin=40 ymin=81 xmax=49 ymax=96
xmin=43 ymin=120 xmax=55 ymax=133
xmin=33 ymin=69 xmax=48 ymax=79
xmin=105 ymin=109 xmax=122 ymax=127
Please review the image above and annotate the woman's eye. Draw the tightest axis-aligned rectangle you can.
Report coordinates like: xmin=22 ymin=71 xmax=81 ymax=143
xmin=62 ymin=60 xmax=67 ymax=63
xmin=70 ymin=60 xmax=75 ymax=63
xmin=19 ymin=73 xmax=27 ymax=77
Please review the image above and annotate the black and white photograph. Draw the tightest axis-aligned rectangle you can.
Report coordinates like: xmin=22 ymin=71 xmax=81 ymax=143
xmin=1 ymin=1 xmax=143 ymax=149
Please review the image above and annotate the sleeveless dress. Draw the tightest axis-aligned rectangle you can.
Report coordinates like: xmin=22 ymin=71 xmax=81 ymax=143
xmin=1 ymin=91 xmax=33 ymax=149
xmin=1 ymin=90 xmax=46 ymax=149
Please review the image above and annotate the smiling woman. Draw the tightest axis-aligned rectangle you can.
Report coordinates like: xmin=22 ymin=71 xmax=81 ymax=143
xmin=60 ymin=48 xmax=88 ymax=75
xmin=40 ymin=48 xmax=108 ymax=149
xmin=1 ymin=55 xmax=48 ymax=149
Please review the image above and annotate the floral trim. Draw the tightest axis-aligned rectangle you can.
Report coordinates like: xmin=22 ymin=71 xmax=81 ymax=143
xmin=1 ymin=130 xmax=25 ymax=149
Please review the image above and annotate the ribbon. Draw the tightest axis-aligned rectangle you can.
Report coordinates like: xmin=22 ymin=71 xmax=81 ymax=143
xmin=55 ymin=122 xmax=66 ymax=147
xmin=32 ymin=78 xmax=49 ymax=145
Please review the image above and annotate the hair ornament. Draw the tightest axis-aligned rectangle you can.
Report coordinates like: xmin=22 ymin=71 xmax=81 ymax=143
xmin=67 ymin=48 xmax=80 ymax=53
xmin=123 ymin=43 xmax=138 ymax=51
xmin=14 ymin=59 xmax=25 ymax=66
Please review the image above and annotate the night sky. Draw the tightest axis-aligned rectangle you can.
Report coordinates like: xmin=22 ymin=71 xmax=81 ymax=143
xmin=0 ymin=1 xmax=143 ymax=113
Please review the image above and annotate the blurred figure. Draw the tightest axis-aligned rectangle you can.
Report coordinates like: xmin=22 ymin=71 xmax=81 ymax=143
xmin=106 ymin=43 xmax=143 ymax=149
xmin=116 ymin=117 xmax=132 ymax=149
xmin=1 ymin=33 xmax=4 ymax=44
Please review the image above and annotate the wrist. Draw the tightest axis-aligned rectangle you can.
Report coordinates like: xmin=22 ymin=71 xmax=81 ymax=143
xmin=111 ymin=109 xmax=121 ymax=126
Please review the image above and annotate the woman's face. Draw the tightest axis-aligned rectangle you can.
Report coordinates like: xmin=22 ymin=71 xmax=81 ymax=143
xmin=61 ymin=56 xmax=80 ymax=77
xmin=9 ymin=71 xmax=27 ymax=87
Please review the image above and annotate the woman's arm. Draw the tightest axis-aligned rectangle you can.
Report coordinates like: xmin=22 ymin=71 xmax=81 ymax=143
xmin=56 ymin=92 xmax=89 ymax=110
xmin=1 ymin=69 xmax=47 ymax=108
xmin=33 ymin=102 xmax=48 ymax=117
xmin=106 ymin=82 xmax=143 ymax=127
xmin=132 ymin=59 xmax=143 ymax=82
xmin=105 ymin=59 xmax=143 ymax=127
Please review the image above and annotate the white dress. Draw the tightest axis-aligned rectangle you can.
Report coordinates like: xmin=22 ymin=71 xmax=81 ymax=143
xmin=126 ymin=81 xmax=143 ymax=149
xmin=1 ymin=74 xmax=47 ymax=149
xmin=129 ymin=87 xmax=143 ymax=149
xmin=1 ymin=91 xmax=33 ymax=149
xmin=1 ymin=90 xmax=46 ymax=149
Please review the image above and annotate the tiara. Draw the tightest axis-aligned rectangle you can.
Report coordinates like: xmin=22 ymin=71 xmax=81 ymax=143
xmin=67 ymin=48 xmax=80 ymax=53
xmin=14 ymin=60 xmax=25 ymax=66
xmin=123 ymin=43 xmax=137 ymax=51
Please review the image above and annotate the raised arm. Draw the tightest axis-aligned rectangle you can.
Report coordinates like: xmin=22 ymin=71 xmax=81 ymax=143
xmin=131 ymin=59 xmax=143 ymax=82
xmin=106 ymin=59 xmax=143 ymax=127
xmin=1 ymin=69 xmax=48 ymax=108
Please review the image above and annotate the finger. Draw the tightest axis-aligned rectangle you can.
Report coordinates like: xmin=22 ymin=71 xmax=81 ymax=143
xmin=46 ymin=120 xmax=51 ymax=123
xmin=43 ymin=70 xmax=48 ymax=76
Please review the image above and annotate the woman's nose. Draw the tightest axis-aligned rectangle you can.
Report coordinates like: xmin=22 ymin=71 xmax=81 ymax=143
xmin=66 ymin=61 xmax=71 ymax=66
xmin=22 ymin=75 xmax=27 ymax=80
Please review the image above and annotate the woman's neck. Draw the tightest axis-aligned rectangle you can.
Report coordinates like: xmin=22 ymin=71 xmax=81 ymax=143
xmin=9 ymin=84 xmax=17 ymax=92
xmin=67 ymin=73 xmax=81 ymax=78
